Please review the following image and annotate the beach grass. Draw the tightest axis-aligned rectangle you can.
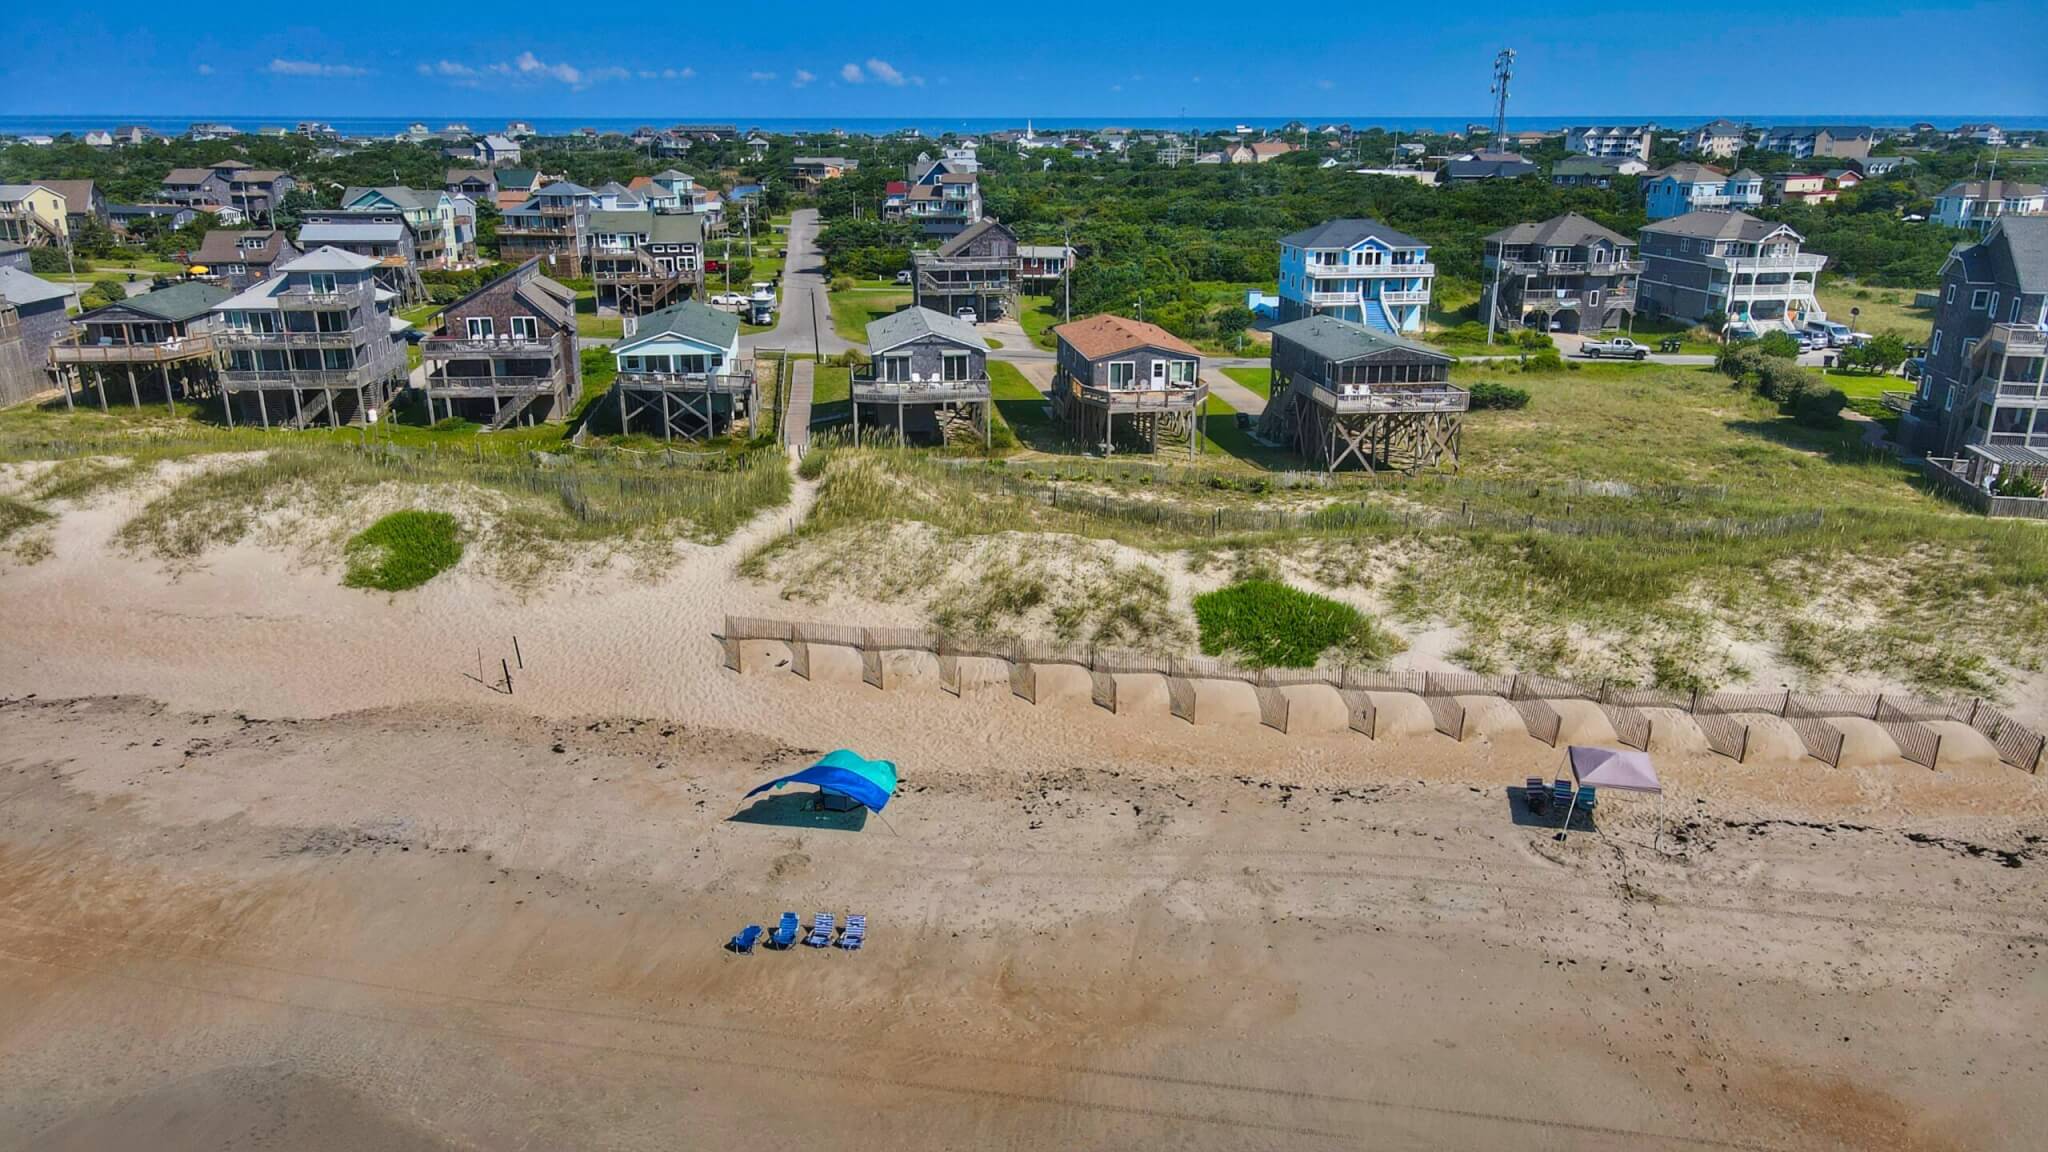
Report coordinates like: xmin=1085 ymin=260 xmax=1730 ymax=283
xmin=343 ymin=510 xmax=465 ymax=591
xmin=1194 ymin=578 xmax=1400 ymax=668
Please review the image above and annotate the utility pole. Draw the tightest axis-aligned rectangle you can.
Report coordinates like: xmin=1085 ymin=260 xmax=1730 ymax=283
xmin=1062 ymin=224 xmax=1072 ymax=323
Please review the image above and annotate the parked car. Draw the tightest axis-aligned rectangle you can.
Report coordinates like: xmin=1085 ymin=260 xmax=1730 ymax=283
xmin=1579 ymin=336 xmax=1650 ymax=360
xmin=1805 ymin=320 xmax=1854 ymax=348
xmin=893 ymin=270 xmax=913 ymax=284
xmin=955 ymin=307 xmax=978 ymax=324
xmin=1903 ymin=356 xmax=1925 ymax=381
xmin=710 ymin=292 xmax=747 ymax=307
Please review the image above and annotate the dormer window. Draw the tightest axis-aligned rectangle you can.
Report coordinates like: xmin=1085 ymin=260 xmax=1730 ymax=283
xmin=309 ymin=272 xmax=337 ymax=294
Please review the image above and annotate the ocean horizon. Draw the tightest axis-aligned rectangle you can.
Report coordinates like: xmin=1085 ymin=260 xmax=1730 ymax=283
xmin=5 ymin=113 xmax=2044 ymax=140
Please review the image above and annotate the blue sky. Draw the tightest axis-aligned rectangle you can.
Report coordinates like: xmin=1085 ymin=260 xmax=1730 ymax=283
xmin=4 ymin=1 xmax=2042 ymax=118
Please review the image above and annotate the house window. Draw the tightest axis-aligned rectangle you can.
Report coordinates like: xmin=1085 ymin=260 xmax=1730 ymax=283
xmin=1931 ymin=331 xmax=1942 ymax=357
xmin=2012 ymin=298 xmax=2023 ymax=324
xmin=1944 ymin=284 xmax=1955 ymax=304
xmin=510 ymin=316 xmax=539 ymax=340
xmin=1971 ymin=289 xmax=1990 ymax=310
xmin=1988 ymin=292 xmax=1999 ymax=315
xmin=1168 ymin=360 xmax=1198 ymax=384
xmin=309 ymin=272 xmax=336 ymax=294
xmin=883 ymin=354 xmax=910 ymax=382
xmin=942 ymin=351 xmax=971 ymax=381
xmin=467 ymin=317 xmax=494 ymax=339
xmin=1107 ymin=361 xmax=1136 ymax=389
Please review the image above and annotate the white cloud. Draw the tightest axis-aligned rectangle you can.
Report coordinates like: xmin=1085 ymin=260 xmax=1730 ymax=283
xmin=840 ymin=62 xmax=864 ymax=83
xmin=865 ymin=58 xmax=906 ymax=86
xmin=1109 ymin=83 xmax=1122 ymax=93
xmin=267 ymin=58 xmax=368 ymax=78
xmin=195 ymin=64 xmax=214 ymax=76
xmin=1316 ymin=79 xmax=1333 ymax=91
xmin=516 ymin=50 xmax=581 ymax=86
xmin=792 ymin=69 xmax=815 ymax=88
xmin=750 ymin=70 xmax=779 ymax=82
xmin=638 ymin=67 xmax=694 ymax=81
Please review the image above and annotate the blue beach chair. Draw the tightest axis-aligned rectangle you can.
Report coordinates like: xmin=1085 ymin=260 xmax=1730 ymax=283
xmin=729 ymin=925 xmax=763 ymax=954
xmin=1550 ymin=779 xmax=1575 ymax=811
xmin=837 ymin=915 xmax=865 ymax=951
xmin=1575 ymin=785 xmax=1598 ymax=813
xmin=805 ymin=912 xmax=836 ymax=948
xmin=771 ymin=911 xmax=799 ymax=949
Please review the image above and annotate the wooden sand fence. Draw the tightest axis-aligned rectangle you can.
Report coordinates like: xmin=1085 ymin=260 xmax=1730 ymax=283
xmin=717 ymin=616 xmax=2044 ymax=773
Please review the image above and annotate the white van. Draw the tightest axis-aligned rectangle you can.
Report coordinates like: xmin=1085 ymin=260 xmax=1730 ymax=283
xmin=1805 ymin=320 xmax=1853 ymax=348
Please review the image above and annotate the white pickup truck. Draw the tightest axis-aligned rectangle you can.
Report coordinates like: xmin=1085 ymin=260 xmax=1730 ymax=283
xmin=1579 ymin=336 xmax=1650 ymax=360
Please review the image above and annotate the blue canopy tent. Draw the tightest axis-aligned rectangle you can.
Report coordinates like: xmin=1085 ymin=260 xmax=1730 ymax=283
xmin=744 ymin=749 xmax=898 ymax=814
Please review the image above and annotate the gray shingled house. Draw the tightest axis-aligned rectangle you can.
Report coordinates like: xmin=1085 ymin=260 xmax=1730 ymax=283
xmin=419 ymin=259 xmax=582 ymax=430
xmin=855 ymin=306 xmax=992 ymax=445
xmin=1482 ymin=213 xmax=1642 ymax=335
xmin=1906 ymin=217 xmax=2048 ymax=481
xmin=47 ymin=280 xmax=231 ymax=414
xmin=1256 ymin=315 xmax=1464 ymax=473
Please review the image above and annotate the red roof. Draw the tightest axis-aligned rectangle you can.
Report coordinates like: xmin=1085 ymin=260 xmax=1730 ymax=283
xmin=885 ymin=181 xmax=908 ymax=194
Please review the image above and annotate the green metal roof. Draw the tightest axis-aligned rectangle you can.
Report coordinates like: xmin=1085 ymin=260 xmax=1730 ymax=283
xmin=1269 ymin=314 xmax=1451 ymax=363
xmin=87 ymin=280 xmax=233 ymax=323
xmin=614 ymin=299 xmax=738 ymax=353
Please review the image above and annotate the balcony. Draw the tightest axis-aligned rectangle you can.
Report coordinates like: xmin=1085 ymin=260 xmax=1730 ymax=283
xmin=275 ymin=283 xmax=370 ymax=309
xmin=1713 ymin=281 xmax=1818 ymax=301
xmin=1500 ymin=258 xmax=1642 ymax=276
xmin=1984 ymin=323 xmax=2048 ymax=357
xmin=49 ymin=332 xmax=217 ymax=364
xmin=422 ymin=334 xmax=558 ymax=358
xmin=851 ymin=374 xmax=991 ymax=404
xmin=1380 ymin=288 xmax=1431 ymax=306
xmin=1308 ymin=378 xmax=1468 ymax=414
xmin=422 ymin=373 xmax=563 ymax=396
xmin=220 ymin=367 xmax=376 ymax=390
xmin=1705 ymin=252 xmax=1827 ymax=274
xmin=614 ymin=371 xmax=754 ymax=394
xmin=1073 ymin=381 xmax=1206 ymax=412
xmin=219 ymin=329 xmax=359 ymax=349
xmin=1307 ymin=261 xmax=1435 ymax=280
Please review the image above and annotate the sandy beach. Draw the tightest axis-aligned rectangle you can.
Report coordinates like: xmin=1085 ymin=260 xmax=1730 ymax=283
xmin=2 ymin=472 xmax=2046 ymax=1150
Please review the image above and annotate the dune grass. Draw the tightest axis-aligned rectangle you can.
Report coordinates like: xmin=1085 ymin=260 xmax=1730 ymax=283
xmin=761 ymin=362 xmax=2048 ymax=695
xmin=343 ymin=510 xmax=465 ymax=591
xmin=1194 ymin=579 xmax=1399 ymax=668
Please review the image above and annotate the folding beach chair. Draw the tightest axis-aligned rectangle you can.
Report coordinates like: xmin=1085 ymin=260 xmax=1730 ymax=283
xmin=1575 ymin=785 xmax=1598 ymax=813
xmin=729 ymin=925 xmax=763 ymax=954
xmin=1525 ymin=776 xmax=1548 ymax=813
xmin=836 ymin=915 xmax=865 ymax=951
xmin=804 ymin=912 xmax=836 ymax=948
xmin=771 ymin=911 xmax=799 ymax=949
xmin=1550 ymin=779 xmax=1575 ymax=810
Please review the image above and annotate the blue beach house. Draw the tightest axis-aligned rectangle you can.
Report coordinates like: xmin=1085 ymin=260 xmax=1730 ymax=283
xmin=1276 ymin=219 xmax=1434 ymax=334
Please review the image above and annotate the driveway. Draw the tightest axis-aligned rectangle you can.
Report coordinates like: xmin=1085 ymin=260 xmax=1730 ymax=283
xmin=740 ymin=208 xmax=850 ymax=358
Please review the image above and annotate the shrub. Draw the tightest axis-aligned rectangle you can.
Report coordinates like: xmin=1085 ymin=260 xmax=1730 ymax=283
xmin=1513 ymin=328 xmax=1554 ymax=352
xmin=1786 ymin=380 xmax=1846 ymax=426
xmin=29 ymin=247 xmax=77 ymax=274
xmin=1756 ymin=330 xmax=1802 ymax=360
xmin=1994 ymin=469 xmax=2044 ymax=498
xmin=1467 ymin=380 xmax=1530 ymax=410
xmin=1193 ymin=579 xmax=1398 ymax=668
xmin=1521 ymin=349 xmax=1564 ymax=373
xmin=342 ymin=510 xmax=464 ymax=591
xmin=829 ymin=275 xmax=853 ymax=292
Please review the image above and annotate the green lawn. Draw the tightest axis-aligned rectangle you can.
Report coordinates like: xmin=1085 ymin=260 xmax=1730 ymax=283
xmin=577 ymin=313 xmax=624 ymax=340
xmin=809 ymin=364 xmax=852 ymax=427
xmin=1200 ymin=395 xmax=1293 ymax=470
xmin=987 ymin=361 xmax=1056 ymax=450
xmin=398 ymin=303 xmax=443 ymax=328
xmin=828 ymin=289 xmax=911 ymax=342
xmin=1017 ymin=295 xmax=1064 ymax=350
xmin=1222 ymin=367 xmax=1271 ymax=399
xmin=1816 ymin=279 xmax=1935 ymax=339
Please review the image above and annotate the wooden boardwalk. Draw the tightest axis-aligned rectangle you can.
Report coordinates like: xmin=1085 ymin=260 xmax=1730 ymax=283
xmin=783 ymin=359 xmax=815 ymax=448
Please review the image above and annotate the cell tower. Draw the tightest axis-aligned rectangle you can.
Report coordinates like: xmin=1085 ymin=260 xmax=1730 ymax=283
xmin=1489 ymin=49 xmax=1516 ymax=144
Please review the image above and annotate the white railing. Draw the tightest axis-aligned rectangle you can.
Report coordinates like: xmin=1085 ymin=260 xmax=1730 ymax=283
xmin=1308 ymin=262 xmax=1435 ymax=280
xmin=1708 ymin=253 xmax=1827 ymax=274
xmin=1380 ymin=289 xmax=1431 ymax=306
xmin=423 ymin=334 xmax=557 ymax=356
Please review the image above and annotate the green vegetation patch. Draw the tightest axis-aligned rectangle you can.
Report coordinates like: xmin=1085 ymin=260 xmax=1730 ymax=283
xmin=1194 ymin=578 xmax=1397 ymax=668
xmin=343 ymin=510 xmax=465 ymax=591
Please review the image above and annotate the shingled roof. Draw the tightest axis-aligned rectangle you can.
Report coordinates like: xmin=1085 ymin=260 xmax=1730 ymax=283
xmin=1270 ymin=314 xmax=1448 ymax=363
xmin=1279 ymin=218 xmax=1425 ymax=251
xmin=1484 ymin=212 xmax=1633 ymax=249
xmin=1052 ymin=314 xmax=1200 ymax=360
xmin=866 ymin=306 xmax=988 ymax=354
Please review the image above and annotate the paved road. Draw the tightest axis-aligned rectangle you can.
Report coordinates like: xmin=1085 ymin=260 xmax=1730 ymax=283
xmin=741 ymin=208 xmax=849 ymax=358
